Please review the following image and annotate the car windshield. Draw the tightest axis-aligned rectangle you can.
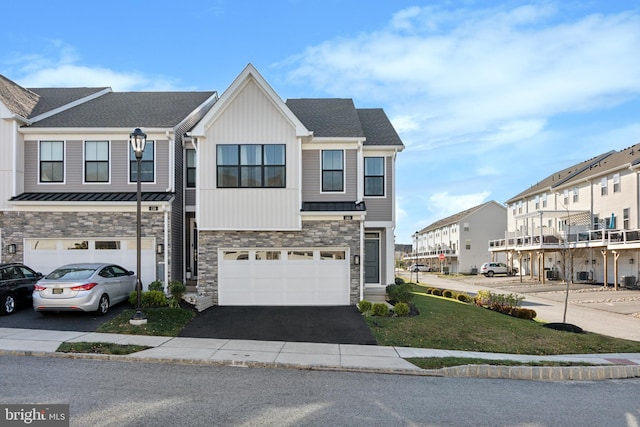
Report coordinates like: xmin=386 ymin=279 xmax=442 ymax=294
xmin=46 ymin=267 xmax=95 ymax=280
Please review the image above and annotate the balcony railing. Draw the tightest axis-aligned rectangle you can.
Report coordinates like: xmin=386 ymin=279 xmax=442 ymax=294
xmin=489 ymin=228 xmax=640 ymax=251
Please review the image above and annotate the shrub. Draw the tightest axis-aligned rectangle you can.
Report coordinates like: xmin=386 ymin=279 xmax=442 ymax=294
xmin=371 ymin=303 xmax=389 ymax=317
xmin=142 ymin=290 xmax=169 ymax=307
xmin=432 ymin=288 xmax=442 ymax=296
xmin=168 ymin=280 xmax=186 ymax=301
xmin=442 ymin=289 xmax=454 ymax=298
xmin=357 ymin=300 xmax=372 ymax=313
xmin=426 ymin=288 xmax=435 ymax=294
xmin=148 ymin=280 xmax=164 ymax=292
xmin=456 ymin=293 xmax=471 ymax=303
xmin=129 ymin=290 xmax=168 ymax=308
xmin=393 ymin=302 xmax=410 ymax=316
xmin=385 ymin=282 xmax=414 ymax=304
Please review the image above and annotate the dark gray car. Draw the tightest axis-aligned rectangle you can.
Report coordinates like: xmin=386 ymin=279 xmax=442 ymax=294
xmin=0 ymin=263 xmax=44 ymax=315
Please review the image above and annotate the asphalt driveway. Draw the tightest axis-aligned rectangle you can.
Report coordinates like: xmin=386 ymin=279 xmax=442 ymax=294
xmin=3 ymin=302 xmax=378 ymax=345
xmin=178 ymin=306 xmax=378 ymax=345
xmin=0 ymin=300 xmax=131 ymax=332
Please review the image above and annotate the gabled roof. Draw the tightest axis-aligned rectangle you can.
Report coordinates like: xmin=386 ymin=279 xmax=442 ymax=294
xmin=193 ymin=64 xmax=310 ymax=138
xmin=29 ymin=91 xmax=217 ymax=128
xmin=0 ymin=74 xmax=39 ymax=119
xmin=418 ymin=201 xmax=504 ymax=233
xmin=506 ymin=143 xmax=640 ymax=204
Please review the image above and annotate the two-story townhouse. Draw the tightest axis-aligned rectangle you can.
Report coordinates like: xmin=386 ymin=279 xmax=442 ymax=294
xmin=490 ymin=144 xmax=640 ymax=288
xmin=189 ymin=64 xmax=404 ymax=310
xmin=1 ymin=65 xmax=403 ymax=309
xmin=409 ymin=201 xmax=507 ymax=274
xmin=0 ymin=73 xmax=218 ymax=288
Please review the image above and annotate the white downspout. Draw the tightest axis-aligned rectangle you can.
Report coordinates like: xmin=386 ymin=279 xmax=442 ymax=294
xmin=164 ymin=208 xmax=169 ymax=288
xmin=360 ymin=218 xmax=364 ymax=301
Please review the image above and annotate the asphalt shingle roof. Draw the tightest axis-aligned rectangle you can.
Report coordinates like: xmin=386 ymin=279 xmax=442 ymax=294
xmin=28 ymin=87 xmax=109 ymax=118
xmin=357 ymin=108 xmax=404 ymax=146
xmin=30 ymin=91 xmax=217 ymax=128
xmin=286 ymin=98 xmax=365 ymax=138
xmin=506 ymin=143 xmax=640 ymax=204
xmin=286 ymin=98 xmax=403 ymax=147
xmin=418 ymin=201 xmax=499 ymax=233
xmin=0 ymin=74 xmax=39 ymax=118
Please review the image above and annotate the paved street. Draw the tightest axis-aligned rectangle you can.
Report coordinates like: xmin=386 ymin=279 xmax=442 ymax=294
xmin=2 ymin=355 xmax=640 ymax=427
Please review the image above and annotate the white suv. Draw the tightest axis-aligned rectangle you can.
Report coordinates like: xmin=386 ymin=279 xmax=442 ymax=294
xmin=480 ymin=262 xmax=517 ymax=277
xmin=409 ymin=264 xmax=429 ymax=272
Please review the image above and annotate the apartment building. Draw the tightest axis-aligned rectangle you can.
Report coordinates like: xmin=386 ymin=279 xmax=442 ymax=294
xmin=489 ymin=145 xmax=640 ymax=288
xmin=409 ymin=201 xmax=507 ymax=274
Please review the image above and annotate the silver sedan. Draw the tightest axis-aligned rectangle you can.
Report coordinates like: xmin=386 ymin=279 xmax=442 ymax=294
xmin=33 ymin=263 xmax=136 ymax=315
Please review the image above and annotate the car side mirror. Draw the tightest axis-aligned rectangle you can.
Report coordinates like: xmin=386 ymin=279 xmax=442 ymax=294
xmin=128 ymin=271 xmax=135 ymax=276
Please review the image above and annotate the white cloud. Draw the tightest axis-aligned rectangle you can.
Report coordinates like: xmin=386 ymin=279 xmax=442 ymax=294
xmin=286 ymin=3 xmax=640 ymax=151
xmin=6 ymin=40 xmax=186 ymax=91
xmin=428 ymin=191 xmax=492 ymax=220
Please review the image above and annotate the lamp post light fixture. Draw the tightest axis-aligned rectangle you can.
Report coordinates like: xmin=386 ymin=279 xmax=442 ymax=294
xmin=129 ymin=127 xmax=148 ymax=326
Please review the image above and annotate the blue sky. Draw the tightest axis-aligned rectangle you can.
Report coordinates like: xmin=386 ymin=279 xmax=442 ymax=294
xmin=3 ymin=0 xmax=640 ymax=243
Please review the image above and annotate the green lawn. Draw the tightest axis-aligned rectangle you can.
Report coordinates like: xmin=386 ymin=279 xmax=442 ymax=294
xmin=96 ymin=307 xmax=196 ymax=337
xmin=365 ymin=284 xmax=640 ymax=355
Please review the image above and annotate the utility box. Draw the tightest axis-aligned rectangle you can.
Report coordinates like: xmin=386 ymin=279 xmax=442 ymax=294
xmin=621 ymin=275 xmax=637 ymax=289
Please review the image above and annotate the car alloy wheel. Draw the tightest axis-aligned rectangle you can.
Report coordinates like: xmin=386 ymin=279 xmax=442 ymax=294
xmin=97 ymin=294 xmax=110 ymax=316
xmin=1 ymin=294 xmax=16 ymax=315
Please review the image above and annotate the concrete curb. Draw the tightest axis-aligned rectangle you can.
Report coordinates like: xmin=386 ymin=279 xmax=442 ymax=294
xmin=3 ymin=349 xmax=640 ymax=381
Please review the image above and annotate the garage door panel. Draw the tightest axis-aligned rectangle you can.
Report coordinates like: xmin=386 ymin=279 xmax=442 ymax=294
xmin=24 ymin=238 xmax=156 ymax=289
xmin=219 ymin=249 xmax=350 ymax=306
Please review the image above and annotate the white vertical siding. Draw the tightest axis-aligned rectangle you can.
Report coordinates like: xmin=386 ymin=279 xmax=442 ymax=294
xmin=0 ymin=119 xmax=15 ymax=209
xmin=198 ymin=79 xmax=301 ymax=230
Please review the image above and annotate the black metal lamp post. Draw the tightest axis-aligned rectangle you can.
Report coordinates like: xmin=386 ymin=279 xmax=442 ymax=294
xmin=129 ymin=127 xmax=148 ymax=325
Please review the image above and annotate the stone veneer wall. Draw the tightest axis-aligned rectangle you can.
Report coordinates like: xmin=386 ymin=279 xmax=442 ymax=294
xmin=0 ymin=210 xmax=168 ymax=278
xmin=195 ymin=219 xmax=361 ymax=311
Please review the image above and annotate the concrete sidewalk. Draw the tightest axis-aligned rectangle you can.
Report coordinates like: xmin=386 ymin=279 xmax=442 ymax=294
xmin=2 ymin=327 xmax=640 ymax=381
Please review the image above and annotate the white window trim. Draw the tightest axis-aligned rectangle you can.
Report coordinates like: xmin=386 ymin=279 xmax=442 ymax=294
xmin=83 ymin=140 xmax=112 ymax=185
xmin=320 ymin=149 xmax=346 ymax=194
xmin=38 ymin=140 xmax=66 ymax=185
xmin=128 ymin=140 xmax=157 ymax=185
xmin=363 ymin=156 xmax=386 ymax=198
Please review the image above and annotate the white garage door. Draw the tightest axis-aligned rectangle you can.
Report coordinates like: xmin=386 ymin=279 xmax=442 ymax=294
xmin=24 ymin=238 xmax=156 ymax=289
xmin=218 ymin=249 xmax=350 ymax=306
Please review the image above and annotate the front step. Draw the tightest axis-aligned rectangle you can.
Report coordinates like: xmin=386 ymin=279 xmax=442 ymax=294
xmin=364 ymin=287 xmax=387 ymax=303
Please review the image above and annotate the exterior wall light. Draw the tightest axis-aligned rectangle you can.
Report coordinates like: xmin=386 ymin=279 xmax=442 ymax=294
xmin=157 ymin=243 xmax=164 ymax=255
xmin=353 ymin=254 xmax=360 ymax=265
xmin=7 ymin=244 xmax=16 ymax=255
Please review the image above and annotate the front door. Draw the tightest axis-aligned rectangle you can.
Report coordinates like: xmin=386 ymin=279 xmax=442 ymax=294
xmin=364 ymin=237 xmax=380 ymax=284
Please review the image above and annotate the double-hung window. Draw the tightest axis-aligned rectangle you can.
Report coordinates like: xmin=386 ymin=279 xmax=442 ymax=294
xmin=322 ymin=150 xmax=344 ymax=192
xmin=85 ymin=141 xmax=109 ymax=182
xmin=40 ymin=141 xmax=64 ymax=182
xmin=217 ymin=144 xmax=285 ymax=188
xmin=130 ymin=141 xmax=155 ymax=182
xmin=364 ymin=157 xmax=384 ymax=196
xmin=186 ymin=149 xmax=196 ymax=188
